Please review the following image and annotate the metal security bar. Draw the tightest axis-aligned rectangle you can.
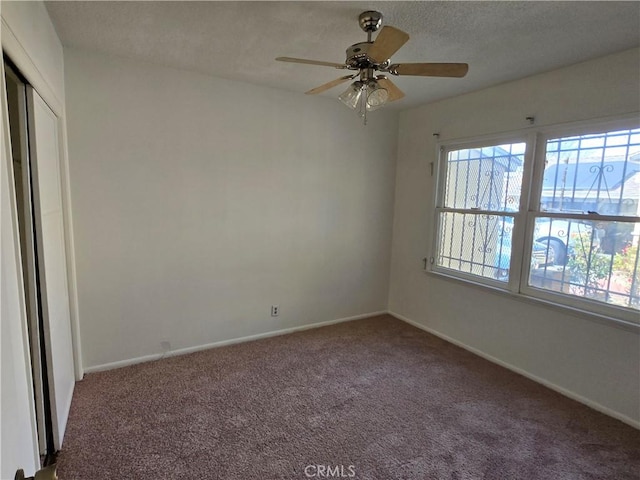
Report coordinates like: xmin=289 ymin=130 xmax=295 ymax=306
xmin=437 ymin=212 xmax=514 ymax=281
xmin=436 ymin=142 xmax=526 ymax=283
xmin=529 ymin=128 xmax=640 ymax=311
xmin=541 ymin=128 xmax=639 ymax=216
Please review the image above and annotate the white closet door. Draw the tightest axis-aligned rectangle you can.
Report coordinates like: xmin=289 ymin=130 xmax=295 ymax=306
xmin=27 ymin=87 xmax=75 ymax=449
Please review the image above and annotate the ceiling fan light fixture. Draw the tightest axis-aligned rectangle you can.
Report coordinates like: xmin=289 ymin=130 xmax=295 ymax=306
xmin=338 ymin=81 xmax=364 ymax=109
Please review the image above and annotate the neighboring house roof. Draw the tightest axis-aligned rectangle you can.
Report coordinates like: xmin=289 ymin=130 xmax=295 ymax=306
xmin=543 ymin=161 xmax=640 ymax=193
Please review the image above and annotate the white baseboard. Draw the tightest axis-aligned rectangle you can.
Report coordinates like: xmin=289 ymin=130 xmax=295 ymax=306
xmin=389 ymin=311 xmax=640 ymax=430
xmin=83 ymin=311 xmax=387 ymax=374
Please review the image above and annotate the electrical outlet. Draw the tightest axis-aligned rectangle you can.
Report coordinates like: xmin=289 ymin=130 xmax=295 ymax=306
xmin=271 ymin=305 xmax=279 ymax=317
xmin=161 ymin=341 xmax=171 ymax=352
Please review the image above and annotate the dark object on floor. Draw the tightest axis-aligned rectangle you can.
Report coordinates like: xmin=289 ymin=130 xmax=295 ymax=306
xmin=15 ymin=465 xmax=57 ymax=480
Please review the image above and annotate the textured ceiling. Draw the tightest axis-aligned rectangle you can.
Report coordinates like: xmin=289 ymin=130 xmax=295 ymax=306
xmin=45 ymin=1 xmax=640 ymax=110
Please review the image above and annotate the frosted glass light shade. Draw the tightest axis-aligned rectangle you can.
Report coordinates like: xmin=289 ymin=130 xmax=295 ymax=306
xmin=339 ymin=82 xmax=364 ymax=109
xmin=366 ymin=83 xmax=389 ymax=111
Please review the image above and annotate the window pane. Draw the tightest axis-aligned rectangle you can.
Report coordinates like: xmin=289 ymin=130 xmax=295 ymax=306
xmin=529 ymin=217 xmax=640 ymax=311
xmin=444 ymin=143 xmax=525 ymax=211
xmin=541 ymin=128 xmax=640 ymax=216
xmin=437 ymin=212 xmax=515 ymax=282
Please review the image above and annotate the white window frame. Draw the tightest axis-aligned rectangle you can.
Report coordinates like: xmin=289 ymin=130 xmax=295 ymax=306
xmin=431 ymin=133 xmax=535 ymax=292
xmin=428 ymin=115 xmax=640 ymax=327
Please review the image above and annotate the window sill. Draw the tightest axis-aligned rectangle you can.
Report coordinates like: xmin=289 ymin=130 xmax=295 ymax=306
xmin=425 ymin=269 xmax=640 ymax=334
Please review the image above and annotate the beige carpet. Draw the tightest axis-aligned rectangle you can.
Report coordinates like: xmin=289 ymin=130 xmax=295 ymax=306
xmin=57 ymin=315 xmax=639 ymax=479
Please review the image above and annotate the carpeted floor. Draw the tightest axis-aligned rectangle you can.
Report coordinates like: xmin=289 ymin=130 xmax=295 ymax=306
xmin=57 ymin=315 xmax=639 ymax=479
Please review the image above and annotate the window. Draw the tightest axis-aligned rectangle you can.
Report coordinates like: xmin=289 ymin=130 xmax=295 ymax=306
xmin=435 ymin=140 xmax=527 ymax=284
xmin=431 ymin=119 xmax=640 ymax=324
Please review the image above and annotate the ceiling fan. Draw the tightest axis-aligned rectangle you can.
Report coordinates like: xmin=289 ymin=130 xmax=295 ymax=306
xmin=276 ymin=11 xmax=469 ymax=122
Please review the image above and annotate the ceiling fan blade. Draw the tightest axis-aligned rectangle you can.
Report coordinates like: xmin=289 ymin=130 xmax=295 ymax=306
xmin=305 ymin=75 xmax=357 ymax=95
xmin=276 ymin=57 xmax=346 ymax=69
xmin=368 ymin=26 xmax=410 ymax=63
xmin=389 ymin=63 xmax=469 ymax=78
xmin=376 ymin=76 xmax=405 ymax=102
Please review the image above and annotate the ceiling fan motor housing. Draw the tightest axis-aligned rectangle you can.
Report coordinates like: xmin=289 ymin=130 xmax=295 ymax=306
xmin=346 ymin=42 xmax=373 ymax=68
xmin=346 ymin=42 xmax=390 ymax=70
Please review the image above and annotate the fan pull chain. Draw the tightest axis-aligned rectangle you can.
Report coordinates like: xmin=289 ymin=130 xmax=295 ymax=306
xmin=358 ymin=84 xmax=368 ymax=125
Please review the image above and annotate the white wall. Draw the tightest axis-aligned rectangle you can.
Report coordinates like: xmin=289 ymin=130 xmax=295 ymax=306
xmin=388 ymin=48 xmax=640 ymax=425
xmin=1 ymin=1 xmax=67 ymax=476
xmin=64 ymin=49 xmax=398 ymax=371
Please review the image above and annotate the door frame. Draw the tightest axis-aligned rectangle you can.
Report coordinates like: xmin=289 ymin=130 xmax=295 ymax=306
xmin=3 ymin=61 xmax=53 ymax=459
